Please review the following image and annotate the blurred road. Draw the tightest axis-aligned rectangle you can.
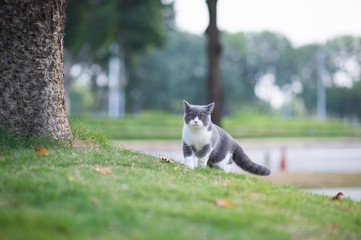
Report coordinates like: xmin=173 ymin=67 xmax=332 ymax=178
xmin=118 ymin=138 xmax=361 ymax=173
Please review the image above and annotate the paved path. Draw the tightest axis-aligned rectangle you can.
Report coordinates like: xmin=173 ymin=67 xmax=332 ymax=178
xmin=117 ymin=138 xmax=361 ymax=173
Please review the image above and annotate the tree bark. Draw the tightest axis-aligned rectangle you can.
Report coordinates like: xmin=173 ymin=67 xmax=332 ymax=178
xmin=205 ymin=0 xmax=223 ymax=126
xmin=0 ymin=0 xmax=72 ymax=140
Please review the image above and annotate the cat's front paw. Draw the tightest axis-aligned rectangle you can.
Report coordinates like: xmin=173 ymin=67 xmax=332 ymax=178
xmin=198 ymin=159 xmax=208 ymax=168
xmin=185 ymin=162 xmax=194 ymax=169
xmin=184 ymin=157 xmax=195 ymax=169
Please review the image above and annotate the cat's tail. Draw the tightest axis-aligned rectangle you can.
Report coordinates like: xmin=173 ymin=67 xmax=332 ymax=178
xmin=233 ymin=145 xmax=271 ymax=176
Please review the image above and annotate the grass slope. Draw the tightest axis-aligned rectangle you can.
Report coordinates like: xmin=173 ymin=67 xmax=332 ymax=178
xmin=0 ymin=125 xmax=360 ymax=240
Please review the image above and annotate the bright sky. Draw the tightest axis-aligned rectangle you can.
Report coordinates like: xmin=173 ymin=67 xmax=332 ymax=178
xmin=174 ymin=0 xmax=361 ymax=46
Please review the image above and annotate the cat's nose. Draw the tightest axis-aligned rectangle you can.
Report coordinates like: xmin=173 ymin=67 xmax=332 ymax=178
xmin=194 ymin=121 xmax=198 ymax=124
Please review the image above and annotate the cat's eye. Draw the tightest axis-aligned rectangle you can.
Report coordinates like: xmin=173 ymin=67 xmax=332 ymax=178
xmin=199 ymin=116 xmax=205 ymax=119
xmin=189 ymin=114 xmax=194 ymax=119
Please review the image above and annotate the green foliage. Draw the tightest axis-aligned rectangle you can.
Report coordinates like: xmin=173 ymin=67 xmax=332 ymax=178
xmin=127 ymin=31 xmax=207 ymax=111
xmin=324 ymin=36 xmax=361 ymax=118
xmin=0 ymin=124 xmax=360 ymax=239
xmin=221 ymin=31 xmax=297 ymax=111
xmin=64 ymin=0 xmax=361 ymax=119
xmin=65 ymin=0 xmax=173 ymax=60
xmin=127 ymin=31 xmax=361 ymax=119
xmin=327 ymin=80 xmax=361 ymax=118
xmin=69 ymin=85 xmax=97 ymax=116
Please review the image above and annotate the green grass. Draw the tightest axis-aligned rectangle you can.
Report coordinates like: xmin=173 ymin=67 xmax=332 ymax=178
xmin=0 ymin=123 xmax=360 ymax=239
xmin=73 ymin=110 xmax=361 ymax=140
xmin=72 ymin=111 xmax=183 ymax=140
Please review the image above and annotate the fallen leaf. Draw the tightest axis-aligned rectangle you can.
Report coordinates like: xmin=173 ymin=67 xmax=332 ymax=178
xmin=34 ymin=147 xmax=49 ymax=156
xmin=214 ymin=199 xmax=234 ymax=208
xmin=174 ymin=165 xmax=187 ymax=170
xmin=223 ymin=182 xmax=237 ymax=186
xmin=161 ymin=157 xmax=175 ymax=164
xmin=90 ymin=198 xmax=99 ymax=204
xmin=325 ymin=224 xmax=338 ymax=230
xmin=94 ymin=165 xmax=112 ymax=175
xmin=67 ymin=175 xmax=75 ymax=182
xmin=330 ymin=192 xmax=345 ymax=200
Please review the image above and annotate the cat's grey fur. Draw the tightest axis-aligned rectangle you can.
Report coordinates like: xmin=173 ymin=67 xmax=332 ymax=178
xmin=182 ymin=100 xmax=271 ymax=176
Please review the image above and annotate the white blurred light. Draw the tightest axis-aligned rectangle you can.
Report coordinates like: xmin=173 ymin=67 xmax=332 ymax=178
xmin=255 ymin=73 xmax=285 ymax=109
xmin=334 ymin=71 xmax=353 ymax=88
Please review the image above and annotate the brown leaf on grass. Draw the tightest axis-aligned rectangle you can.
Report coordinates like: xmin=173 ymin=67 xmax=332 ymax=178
xmin=161 ymin=157 xmax=175 ymax=164
xmin=223 ymin=182 xmax=237 ymax=186
xmin=90 ymin=198 xmax=99 ymax=204
xmin=34 ymin=147 xmax=49 ymax=156
xmin=67 ymin=175 xmax=75 ymax=182
xmin=174 ymin=165 xmax=187 ymax=170
xmin=214 ymin=199 xmax=234 ymax=208
xmin=325 ymin=224 xmax=338 ymax=230
xmin=330 ymin=192 xmax=345 ymax=200
xmin=94 ymin=165 xmax=112 ymax=175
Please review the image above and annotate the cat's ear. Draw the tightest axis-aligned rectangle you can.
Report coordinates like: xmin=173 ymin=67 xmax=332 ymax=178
xmin=184 ymin=100 xmax=191 ymax=111
xmin=206 ymin=102 xmax=215 ymax=113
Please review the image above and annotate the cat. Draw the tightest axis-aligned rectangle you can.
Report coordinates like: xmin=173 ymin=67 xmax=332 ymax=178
xmin=182 ymin=100 xmax=271 ymax=176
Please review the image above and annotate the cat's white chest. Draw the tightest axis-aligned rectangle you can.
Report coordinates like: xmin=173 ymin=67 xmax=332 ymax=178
xmin=182 ymin=125 xmax=212 ymax=150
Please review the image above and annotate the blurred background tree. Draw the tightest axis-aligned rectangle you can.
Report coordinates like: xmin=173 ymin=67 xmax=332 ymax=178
xmin=65 ymin=0 xmax=173 ymax=59
xmin=64 ymin=0 xmax=361 ymax=123
xmin=64 ymin=0 xmax=174 ymax=115
xmin=205 ymin=0 xmax=223 ymax=126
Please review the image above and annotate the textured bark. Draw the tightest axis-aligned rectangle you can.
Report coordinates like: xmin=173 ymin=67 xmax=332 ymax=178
xmin=205 ymin=0 xmax=223 ymax=126
xmin=0 ymin=0 xmax=72 ymax=140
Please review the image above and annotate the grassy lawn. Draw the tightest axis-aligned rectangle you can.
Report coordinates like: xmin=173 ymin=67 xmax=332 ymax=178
xmin=72 ymin=110 xmax=361 ymax=140
xmin=0 ymin=123 xmax=360 ymax=240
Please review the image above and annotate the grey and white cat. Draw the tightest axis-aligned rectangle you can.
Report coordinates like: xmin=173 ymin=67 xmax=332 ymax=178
xmin=182 ymin=100 xmax=271 ymax=176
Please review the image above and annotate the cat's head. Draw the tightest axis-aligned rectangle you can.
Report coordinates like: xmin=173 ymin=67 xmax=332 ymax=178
xmin=183 ymin=100 xmax=214 ymax=128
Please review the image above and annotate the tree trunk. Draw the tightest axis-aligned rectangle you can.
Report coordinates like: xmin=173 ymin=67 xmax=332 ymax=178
xmin=0 ymin=0 xmax=72 ymax=140
xmin=205 ymin=0 xmax=223 ymax=126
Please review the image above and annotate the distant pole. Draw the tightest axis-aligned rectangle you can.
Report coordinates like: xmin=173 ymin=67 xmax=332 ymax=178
xmin=316 ymin=49 xmax=326 ymax=122
xmin=108 ymin=56 xmax=120 ymax=118
xmin=108 ymin=44 xmax=126 ymax=119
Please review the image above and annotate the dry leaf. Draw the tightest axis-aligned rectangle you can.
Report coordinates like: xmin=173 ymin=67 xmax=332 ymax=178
xmin=214 ymin=199 xmax=234 ymax=208
xmin=330 ymin=192 xmax=345 ymax=200
xmin=223 ymin=182 xmax=237 ymax=186
xmin=94 ymin=165 xmax=112 ymax=175
xmin=90 ymin=198 xmax=99 ymax=204
xmin=67 ymin=175 xmax=75 ymax=182
xmin=174 ymin=165 xmax=187 ymax=170
xmin=34 ymin=147 xmax=49 ymax=156
xmin=161 ymin=157 xmax=175 ymax=164
xmin=325 ymin=224 xmax=338 ymax=230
